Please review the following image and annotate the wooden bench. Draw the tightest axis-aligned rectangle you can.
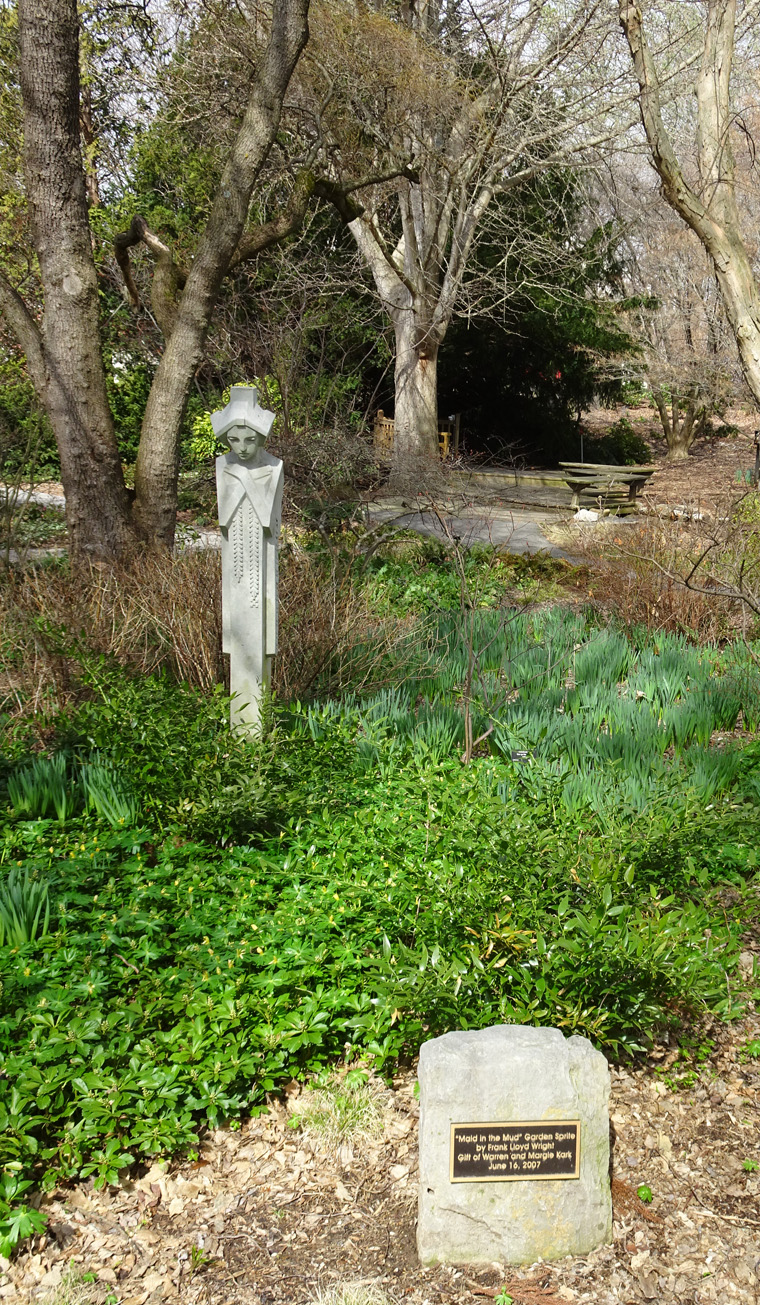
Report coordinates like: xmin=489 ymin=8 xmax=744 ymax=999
xmin=373 ymin=410 xmax=460 ymax=461
xmin=558 ymin=462 xmax=657 ymax=513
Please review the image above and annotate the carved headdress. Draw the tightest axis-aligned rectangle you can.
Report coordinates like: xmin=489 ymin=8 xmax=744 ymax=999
xmin=210 ymin=385 xmax=276 ymax=444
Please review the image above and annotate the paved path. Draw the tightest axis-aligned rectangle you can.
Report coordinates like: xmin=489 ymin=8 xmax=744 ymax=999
xmin=0 ymin=486 xmax=66 ymax=510
xmin=369 ymin=502 xmax=574 ymax=558
xmin=3 ymin=490 xmax=575 ymax=562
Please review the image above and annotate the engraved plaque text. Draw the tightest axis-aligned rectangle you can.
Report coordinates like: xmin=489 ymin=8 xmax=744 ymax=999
xmin=450 ymin=1120 xmax=580 ymax=1182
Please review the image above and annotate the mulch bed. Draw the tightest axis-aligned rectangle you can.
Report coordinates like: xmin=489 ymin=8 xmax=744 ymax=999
xmin=582 ymin=405 xmax=758 ymax=511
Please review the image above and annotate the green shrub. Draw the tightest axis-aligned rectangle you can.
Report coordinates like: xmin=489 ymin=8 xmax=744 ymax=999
xmin=618 ymin=380 xmax=650 ymax=408
xmin=0 ymin=1172 xmax=46 ymax=1259
xmin=585 ymin=416 xmax=651 ymax=465
xmin=0 ymin=361 xmax=60 ymax=479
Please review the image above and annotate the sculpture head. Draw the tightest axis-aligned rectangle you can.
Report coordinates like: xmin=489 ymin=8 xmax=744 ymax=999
xmin=210 ymin=385 xmax=276 ymax=462
xmin=225 ymin=426 xmax=264 ymax=463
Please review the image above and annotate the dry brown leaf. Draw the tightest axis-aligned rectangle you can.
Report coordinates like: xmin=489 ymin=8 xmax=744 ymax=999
xmin=131 ymin=1270 xmax=168 ymax=1305
xmin=637 ymin=1270 xmax=659 ymax=1299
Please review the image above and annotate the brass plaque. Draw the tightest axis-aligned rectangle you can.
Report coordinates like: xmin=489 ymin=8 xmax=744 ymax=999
xmin=450 ymin=1121 xmax=580 ymax=1183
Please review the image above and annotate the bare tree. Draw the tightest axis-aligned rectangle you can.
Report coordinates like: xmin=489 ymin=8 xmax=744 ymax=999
xmin=618 ymin=0 xmax=760 ymax=430
xmin=622 ymin=189 xmax=741 ymax=459
xmin=304 ymin=0 xmax=620 ymax=484
xmin=0 ymin=0 xmax=310 ymax=556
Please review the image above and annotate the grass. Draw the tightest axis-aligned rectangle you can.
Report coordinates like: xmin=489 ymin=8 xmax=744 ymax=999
xmin=0 ymin=537 xmax=428 ymax=716
xmin=308 ymin=1284 xmax=394 ymax=1305
xmin=290 ymin=1073 xmax=385 ymax=1150
xmin=38 ymin=1268 xmax=106 ymax=1305
xmin=547 ymin=509 xmax=760 ymax=641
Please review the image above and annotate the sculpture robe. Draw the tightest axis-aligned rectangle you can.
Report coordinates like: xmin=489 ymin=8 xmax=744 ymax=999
xmin=216 ymin=450 xmax=283 ymax=729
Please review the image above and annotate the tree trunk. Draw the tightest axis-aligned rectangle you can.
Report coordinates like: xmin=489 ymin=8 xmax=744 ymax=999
xmin=390 ymin=311 xmax=440 ymax=483
xmin=132 ymin=0 xmax=310 ymax=547
xmin=708 ymin=232 xmax=760 ymax=407
xmin=652 ymin=386 xmax=701 ymax=460
xmin=651 ymin=388 xmax=672 ymax=445
xmin=665 ymin=405 xmax=699 ymax=460
xmin=345 ymin=209 xmax=446 ymax=483
xmin=17 ymin=0 xmax=138 ymax=561
xmin=666 ymin=436 xmax=692 ymax=462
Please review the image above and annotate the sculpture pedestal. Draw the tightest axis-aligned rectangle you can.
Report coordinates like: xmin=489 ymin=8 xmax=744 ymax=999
xmin=230 ymin=650 xmax=271 ymax=733
xmin=212 ymin=386 xmax=283 ymax=736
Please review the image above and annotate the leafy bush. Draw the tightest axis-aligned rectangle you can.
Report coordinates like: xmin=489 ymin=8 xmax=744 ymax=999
xmin=0 ymin=1172 xmax=46 ymax=1259
xmin=106 ymin=355 xmax=154 ymax=463
xmin=618 ymin=380 xmax=650 ymax=408
xmin=0 ymin=360 xmax=59 ymax=479
xmin=185 ymin=407 xmax=227 ymax=466
xmin=585 ymin=416 xmax=651 ymax=465
xmin=360 ymin=536 xmax=569 ymax=617
xmin=0 ymin=749 xmax=752 ymax=1237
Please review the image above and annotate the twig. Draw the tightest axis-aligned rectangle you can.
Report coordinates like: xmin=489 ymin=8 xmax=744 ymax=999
xmin=656 ymin=1154 xmax=760 ymax=1229
xmin=467 ymin=1276 xmax=562 ymax=1302
xmin=611 ymin=1177 xmax=663 ymax=1224
xmin=461 ymin=723 xmax=494 ymax=762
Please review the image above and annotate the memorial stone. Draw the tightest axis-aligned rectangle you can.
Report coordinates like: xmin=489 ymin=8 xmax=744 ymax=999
xmin=212 ymin=386 xmax=283 ymax=735
xmin=417 ymin=1025 xmax=611 ymax=1265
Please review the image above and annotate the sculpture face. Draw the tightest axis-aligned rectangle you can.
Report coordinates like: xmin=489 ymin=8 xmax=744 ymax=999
xmin=226 ymin=425 xmax=264 ymax=462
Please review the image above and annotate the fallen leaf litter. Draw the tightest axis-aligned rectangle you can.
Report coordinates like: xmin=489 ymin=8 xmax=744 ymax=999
xmin=3 ymin=1011 xmax=759 ymax=1305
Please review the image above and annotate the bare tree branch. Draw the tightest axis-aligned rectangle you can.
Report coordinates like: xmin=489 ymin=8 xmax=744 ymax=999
xmin=114 ymin=215 xmax=188 ymax=337
xmin=0 ymin=270 xmax=46 ymax=394
xmin=229 ymin=170 xmax=316 ymax=268
xmin=618 ymin=0 xmax=760 ymax=415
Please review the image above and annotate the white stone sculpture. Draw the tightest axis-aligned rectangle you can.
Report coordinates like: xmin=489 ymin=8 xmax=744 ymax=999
xmin=212 ymin=386 xmax=283 ymax=734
